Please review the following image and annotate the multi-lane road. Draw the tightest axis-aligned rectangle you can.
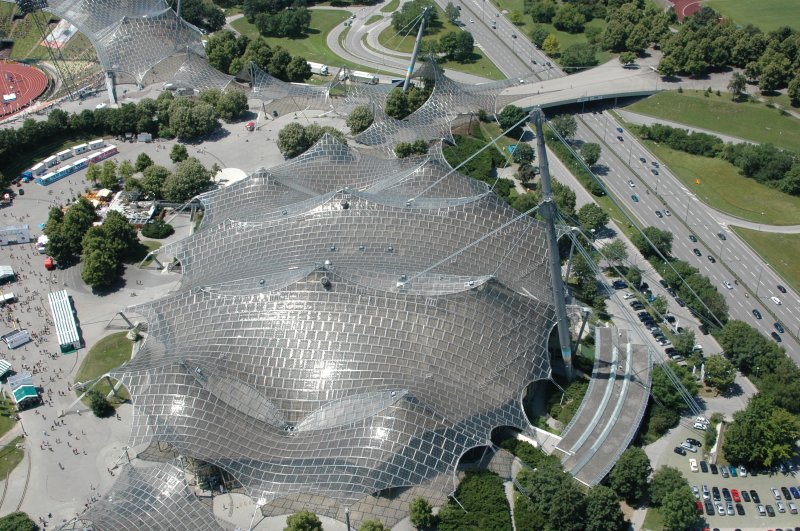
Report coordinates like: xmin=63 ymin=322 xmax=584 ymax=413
xmin=576 ymin=112 xmax=800 ymax=361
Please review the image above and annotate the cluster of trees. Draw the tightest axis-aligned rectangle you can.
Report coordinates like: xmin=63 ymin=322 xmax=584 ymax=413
xmin=513 ymin=447 xmax=626 ymax=530
xmin=395 ymin=140 xmax=428 ymax=158
xmin=282 ymin=510 xmax=389 ymax=530
xmin=141 ymin=220 xmax=175 ymax=239
xmin=277 ymin=122 xmax=346 ymax=158
xmin=384 ymin=83 xmax=434 ymax=120
xmin=659 ymin=9 xmax=800 ymax=90
xmin=242 ymin=0 xmax=311 ymax=37
xmin=646 ymin=361 xmax=698 ymax=436
xmin=443 ymin=133 xmax=513 ymax=200
xmin=44 ymin=198 xmax=98 ymax=266
xmin=437 ymin=30 xmax=475 ymax=62
xmin=497 ymin=104 xmax=529 ymax=138
xmin=346 ymin=106 xmax=374 ymax=134
xmin=601 ymin=1 xmax=672 ymax=55
xmin=437 ymin=470 xmax=512 ymax=531
xmin=206 ymin=31 xmax=312 ymax=81
xmin=722 ymin=143 xmax=800 ymax=195
xmin=714 ymin=319 xmax=800 ymax=468
xmin=167 ymin=0 xmax=224 ymax=33
xmin=0 ymin=512 xmax=36 ymax=531
xmin=635 ymin=123 xmax=723 ymax=158
xmin=81 ymin=210 xmax=140 ymax=290
xmin=113 ymin=154 xmax=213 ymax=202
xmin=648 ymin=466 xmax=699 ymax=531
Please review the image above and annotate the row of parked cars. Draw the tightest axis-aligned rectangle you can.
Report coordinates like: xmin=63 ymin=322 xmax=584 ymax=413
xmin=696 ymin=484 xmax=800 ymax=518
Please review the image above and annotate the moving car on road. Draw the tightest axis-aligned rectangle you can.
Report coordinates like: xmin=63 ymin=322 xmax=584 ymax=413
xmin=693 ymin=248 xmax=702 ymax=256
xmin=752 ymin=309 xmax=762 ymax=319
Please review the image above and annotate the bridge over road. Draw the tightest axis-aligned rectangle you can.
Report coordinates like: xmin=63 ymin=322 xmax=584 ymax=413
xmin=496 ymin=59 xmax=663 ymax=112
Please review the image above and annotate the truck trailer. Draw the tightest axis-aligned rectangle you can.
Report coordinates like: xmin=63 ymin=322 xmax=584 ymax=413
xmin=344 ymin=70 xmax=379 ymax=85
xmin=307 ymin=62 xmax=329 ymax=76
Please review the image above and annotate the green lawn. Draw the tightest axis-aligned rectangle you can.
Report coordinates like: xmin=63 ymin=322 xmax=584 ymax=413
xmin=641 ymin=507 xmax=665 ymax=531
xmin=0 ymin=393 xmax=18 ymax=439
xmin=365 ymin=14 xmax=383 ymax=26
xmin=377 ymin=5 xmax=505 ymax=80
xmin=75 ymin=332 xmax=133 ymax=405
xmin=626 ymin=90 xmax=800 ymax=151
xmin=139 ymin=240 xmax=162 ymax=267
xmin=704 ymin=0 xmax=800 ymax=32
xmin=641 ymin=141 xmax=800 ymax=225
xmin=0 ymin=437 xmax=25 ymax=479
xmin=488 ymin=0 xmax=611 ymax=65
xmin=380 ymin=0 xmax=400 ymax=13
xmin=763 ymin=92 xmax=799 ymax=110
xmin=731 ymin=227 xmax=800 ymax=295
xmin=232 ymin=10 xmax=356 ymax=69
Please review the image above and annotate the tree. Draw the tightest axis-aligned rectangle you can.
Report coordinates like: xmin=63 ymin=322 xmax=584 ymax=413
xmin=384 ymin=88 xmax=410 ymax=120
xmin=578 ymin=203 xmax=609 ymax=232
xmin=649 ymin=466 xmax=687 ymax=507
xmin=723 ymin=394 xmax=800 ymax=468
xmin=497 ymin=105 xmax=528 ymax=137
xmin=530 ymin=0 xmax=556 ymax=23
xmin=392 ymin=0 xmax=439 ymax=34
xmin=395 ymin=140 xmax=428 ymax=158
xmin=284 ymin=510 xmax=322 ymax=531
xmin=286 ymin=56 xmax=312 ymax=82
xmin=445 ymin=2 xmax=460 ymax=22
xmin=409 ymin=497 xmax=435 ymax=528
xmin=673 ymin=328 xmax=696 ymax=357
xmin=660 ymin=487 xmax=698 ymax=531
xmin=98 ymin=160 xmax=119 ymax=189
xmin=162 ymin=157 xmax=211 ymax=201
xmin=560 ymin=42 xmax=600 ymax=70
xmin=727 ymin=72 xmax=747 ymax=100
xmin=609 ymin=446 xmax=651 ymax=503
xmin=585 ymin=485 xmax=626 ymax=531
xmin=512 ymin=142 xmax=535 ymax=164
xmin=625 ymin=265 xmax=642 ymax=286
xmin=619 ymin=51 xmax=636 ymax=65
xmin=631 ymin=226 xmax=673 ymax=258
xmin=88 ymin=389 xmax=114 ymax=417
xmin=581 ymin=142 xmax=602 ymax=166
xmin=542 ymin=34 xmax=560 ymax=56
xmin=530 ymin=25 xmax=550 ymax=47
xmin=118 ymin=159 xmax=134 ymax=180
xmin=135 ymin=153 xmax=154 ymax=173
xmin=346 ymin=105 xmax=374 ymax=134
xmin=358 ymin=520 xmax=388 ymax=531
xmin=100 ymin=210 xmax=139 ymax=261
xmin=81 ymin=239 xmax=119 ymax=289
xmin=0 ymin=512 xmax=37 ymax=531
xmin=277 ymin=122 xmax=311 ymax=158
xmin=788 ymin=75 xmax=800 ymax=106
xmin=439 ymin=31 xmax=474 ymax=62
xmin=553 ymin=4 xmax=586 ymax=33
xmin=549 ymin=114 xmax=577 ymax=140
xmin=141 ymin=220 xmax=175 ymax=239
xmin=140 ymin=164 xmax=171 ymax=199
xmin=602 ymin=239 xmax=628 ymax=267
xmin=651 ymin=294 xmax=668 ymax=317
xmin=704 ymin=354 xmax=736 ymax=392
xmin=170 ymin=143 xmax=189 ymax=163
xmin=215 ymin=91 xmax=249 ymax=121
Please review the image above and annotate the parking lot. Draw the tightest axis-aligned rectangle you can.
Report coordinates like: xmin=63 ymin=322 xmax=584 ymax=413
xmin=662 ymin=425 xmax=800 ymax=529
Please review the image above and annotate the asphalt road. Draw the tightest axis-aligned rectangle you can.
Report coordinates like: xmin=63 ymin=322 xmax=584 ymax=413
xmin=575 ymin=111 xmax=800 ymax=362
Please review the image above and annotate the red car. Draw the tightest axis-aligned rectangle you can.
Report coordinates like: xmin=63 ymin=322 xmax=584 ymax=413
xmin=696 ymin=501 xmax=703 ymax=514
xmin=732 ymin=489 xmax=741 ymax=503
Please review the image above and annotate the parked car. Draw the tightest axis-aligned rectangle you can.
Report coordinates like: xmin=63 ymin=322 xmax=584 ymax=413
xmin=781 ymin=487 xmax=791 ymax=500
xmin=788 ymin=501 xmax=798 ymax=514
xmin=766 ymin=504 xmax=776 ymax=517
xmin=742 ymin=490 xmax=751 ymax=502
xmin=692 ymin=485 xmax=700 ymax=499
xmin=772 ymin=487 xmax=782 ymax=500
xmin=690 ymin=459 xmax=699 ymax=472
xmin=722 ymin=488 xmax=731 ymax=501
xmin=789 ymin=486 xmax=800 ymax=499
xmin=702 ymin=484 xmax=710 ymax=499
xmin=729 ymin=465 xmax=737 ymax=477
xmin=696 ymin=500 xmax=703 ymax=514
xmin=712 ymin=487 xmax=720 ymax=501
xmin=681 ymin=441 xmax=697 ymax=453
xmin=777 ymin=500 xmax=786 ymax=513
xmin=704 ymin=500 xmax=714 ymax=516
xmin=751 ymin=490 xmax=761 ymax=504
xmin=721 ymin=466 xmax=729 ymax=478
xmin=710 ymin=463 xmax=718 ymax=475
xmin=612 ymin=280 xmax=627 ymax=289
xmin=687 ymin=438 xmax=702 ymax=447
xmin=700 ymin=461 xmax=708 ymax=473
xmin=726 ymin=502 xmax=734 ymax=516
xmin=674 ymin=446 xmax=686 ymax=456
xmin=675 ymin=297 xmax=685 ymax=307
xmin=731 ymin=489 xmax=741 ymax=502
xmin=735 ymin=502 xmax=745 ymax=515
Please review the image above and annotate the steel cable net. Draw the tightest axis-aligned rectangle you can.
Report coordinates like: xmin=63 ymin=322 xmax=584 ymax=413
xmin=194 ymin=134 xmax=486 ymax=229
xmin=353 ymin=61 xmax=515 ymax=153
xmin=72 ymin=460 xmax=224 ymax=530
xmin=106 ymin=137 xmax=557 ymax=516
xmin=170 ymin=49 xmax=238 ymax=93
xmin=39 ymin=0 xmax=206 ymax=86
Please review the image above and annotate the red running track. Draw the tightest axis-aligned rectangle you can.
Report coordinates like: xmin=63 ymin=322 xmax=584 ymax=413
xmin=0 ymin=61 xmax=48 ymax=118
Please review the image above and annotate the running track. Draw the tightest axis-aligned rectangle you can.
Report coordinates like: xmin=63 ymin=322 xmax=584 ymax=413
xmin=0 ymin=62 xmax=48 ymax=118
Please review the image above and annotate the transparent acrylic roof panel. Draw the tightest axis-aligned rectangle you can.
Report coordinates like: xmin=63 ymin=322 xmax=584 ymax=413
xmin=116 ymin=272 xmax=552 ymax=505
xmin=79 ymin=460 xmax=223 ymax=531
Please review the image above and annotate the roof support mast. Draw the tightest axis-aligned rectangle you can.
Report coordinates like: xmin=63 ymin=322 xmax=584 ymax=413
xmin=403 ymin=7 xmax=431 ymax=92
xmin=532 ymin=109 xmax=574 ymax=380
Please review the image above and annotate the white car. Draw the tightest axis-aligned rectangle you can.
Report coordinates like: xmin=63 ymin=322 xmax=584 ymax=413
xmin=772 ymin=487 xmax=781 ymax=500
xmin=689 ymin=459 xmax=698 ymax=472
xmin=623 ymin=292 xmax=634 ymax=299
xmin=693 ymin=421 xmax=707 ymax=430
xmin=627 ymin=180 xmax=635 ymax=187
xmin=724 ymin=281 xmax=733 ymax=289
xmin=739 ymin=465 xmax=747 ymax=477
xmin=664 ymin=210 xmax=671 ymax=216
xmin=692 ymin=485 xmax=700 ymax=499
xmin=771 ymin=296 xmax=782 ymax=305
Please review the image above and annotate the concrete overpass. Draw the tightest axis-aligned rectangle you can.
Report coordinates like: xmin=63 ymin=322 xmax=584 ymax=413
xmin=496 ymin=60 xmax=663 ymax=112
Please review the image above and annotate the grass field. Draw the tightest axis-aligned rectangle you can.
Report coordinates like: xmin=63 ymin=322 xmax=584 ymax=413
xmin=626 ymin=90 xmax=800 ymax=151
xmin=139 ymin=240 xmax=162 ymax=267
xmin=75 ymin=332 xmax=132 ymax=405
xmin=380 ymin=0 xmax=400 ymax=13
xmin=640 ymin=141 xmax=800 ymax=225
xmin=641 ymin=507 xmax=665 ymax=531
xmin=365 ymin=14 xmax=383 ymax=26
xmin=0 ymin=393 xmax=17 ymax=439
xmin=0 ymin=437 xmax=25 ymax=479
xmin=488 ymin=0 xmax=611 ymax=65
xmin=377 ymin=5 xmax=504 ymax=79
xmin=731 ymin=227 xmax=800 ymax=295
xmin=704 ymin=0 xmax=800 ymax=32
